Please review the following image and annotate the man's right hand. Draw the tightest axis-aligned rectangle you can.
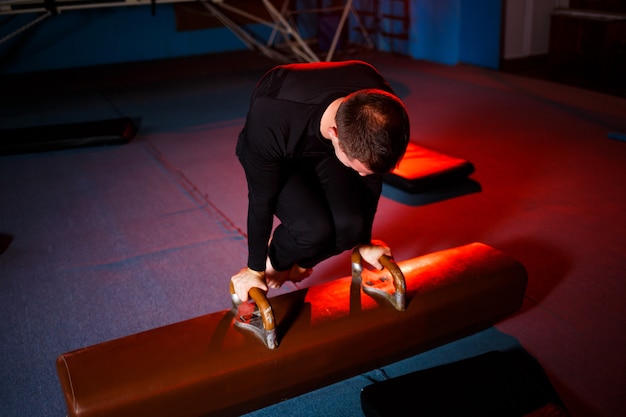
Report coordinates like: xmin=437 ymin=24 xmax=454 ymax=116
xmin=231 ymin=267 xmax=268 ymax=302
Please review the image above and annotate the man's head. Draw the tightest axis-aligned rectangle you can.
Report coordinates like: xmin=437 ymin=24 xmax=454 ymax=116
xmin=334 ymin=89 xmax=410 ymax=174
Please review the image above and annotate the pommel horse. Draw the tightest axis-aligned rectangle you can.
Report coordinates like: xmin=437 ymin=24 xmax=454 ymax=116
xmin=56 ymin=242 xmax=527 ymax=417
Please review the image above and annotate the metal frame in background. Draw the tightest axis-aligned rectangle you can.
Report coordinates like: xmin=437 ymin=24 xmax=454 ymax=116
xmin=0 ymin=0 xmax=374 ymax=62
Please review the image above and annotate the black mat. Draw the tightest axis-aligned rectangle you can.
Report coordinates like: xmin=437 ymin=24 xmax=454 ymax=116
xmin=361 ymin=350 xmax=568 ymax=417
xmin=0 ymin=117 xmax=137 ymax=155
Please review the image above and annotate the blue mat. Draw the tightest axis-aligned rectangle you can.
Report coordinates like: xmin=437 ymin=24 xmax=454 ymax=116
xmin=0 ymin=141 xmax=247 ymax=417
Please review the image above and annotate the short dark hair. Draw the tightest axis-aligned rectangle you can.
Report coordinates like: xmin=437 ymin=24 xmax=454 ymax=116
xmin=335 ymin=89 xmax=410 ymax=173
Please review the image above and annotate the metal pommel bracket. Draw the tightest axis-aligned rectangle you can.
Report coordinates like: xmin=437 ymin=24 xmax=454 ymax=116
xmin=352 ymin=248 xmax=407 ymax=311
xmin=230 ymin=281 xmax=278 ymax=349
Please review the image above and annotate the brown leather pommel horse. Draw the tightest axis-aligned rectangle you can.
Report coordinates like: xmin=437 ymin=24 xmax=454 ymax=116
xmin=56 ymin=242 xmax=527 ymax=417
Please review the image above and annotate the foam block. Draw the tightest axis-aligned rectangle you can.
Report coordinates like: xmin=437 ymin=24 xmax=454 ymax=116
xmin=56 ymin=242 xmax=527 ymax=417
xmin=361 ymin=350 xmax=570 ymax=417
xmin=383 ymin=142 xmax=475 ymax=193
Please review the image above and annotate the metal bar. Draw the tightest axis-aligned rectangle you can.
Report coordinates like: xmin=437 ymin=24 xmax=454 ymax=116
xmin=324 ymin=0 xmax=352 ymax=61
xmin=200 ymin=0 xmax=291 ymax=62
xmin=261 ymin=0 xmax=319 ymax=62
xmin=0 ymin=0 xmax=190 ymax=15
xmin=0 ymin=10 xmax=50 ymax=44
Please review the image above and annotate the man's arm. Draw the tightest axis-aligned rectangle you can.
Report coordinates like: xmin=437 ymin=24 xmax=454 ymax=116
xmin=237 ymin=99 xmax=287 ymax=271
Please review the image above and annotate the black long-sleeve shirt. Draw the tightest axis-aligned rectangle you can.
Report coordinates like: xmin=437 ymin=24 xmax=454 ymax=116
xmin=236 ymin=60 xmax=395 ymax=271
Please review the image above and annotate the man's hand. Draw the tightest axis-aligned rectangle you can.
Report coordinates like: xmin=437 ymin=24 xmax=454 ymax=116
xmin=358 ymin=240 xmax=393 ymax=270
xmin=231 ymin=267 xmax=268 ymax=302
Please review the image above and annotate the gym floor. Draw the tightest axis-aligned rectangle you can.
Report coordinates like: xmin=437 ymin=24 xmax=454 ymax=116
xmin=1 ymin=49 xmax=625 ymax=417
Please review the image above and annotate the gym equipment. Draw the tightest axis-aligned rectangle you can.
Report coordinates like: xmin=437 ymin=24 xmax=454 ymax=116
xmin=229 ymin=249 xmax=407 ymax=350
xmin=56 ymin=242 xmax=527 ymax=417
xmin=0 ymin=117 xmax=137 ymax=155
xmin=1 ymin=1 xmax=370 ymax=63
xmin=383 ymin=142 xmax=475 ymax=193
xmin=361 ymin=350 xmax=571 ymax=417
xmin=230 ymin=281 xmax=278 ymax=349
xmin=352 ymin=248 xmax=406 ymax=311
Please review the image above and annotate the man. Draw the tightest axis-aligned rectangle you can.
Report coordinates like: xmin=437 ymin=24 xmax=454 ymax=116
xmin=231 ymin=60 xmax=410 ymax=302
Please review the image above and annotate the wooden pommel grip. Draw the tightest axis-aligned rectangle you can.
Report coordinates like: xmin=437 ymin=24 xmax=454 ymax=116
xmin=352 ymin=248 xmax=407 ymax=311
xmin=230 ymin=280 xmax=277 ymax=349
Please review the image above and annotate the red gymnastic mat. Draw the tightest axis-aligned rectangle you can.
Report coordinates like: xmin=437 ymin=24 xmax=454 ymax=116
xmin=383 ymin=142 xmax=475 ymax=193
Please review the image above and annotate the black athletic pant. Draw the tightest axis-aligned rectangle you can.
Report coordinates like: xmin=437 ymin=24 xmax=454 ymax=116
xmin=268 ymin=155 xmax=382 ymax=271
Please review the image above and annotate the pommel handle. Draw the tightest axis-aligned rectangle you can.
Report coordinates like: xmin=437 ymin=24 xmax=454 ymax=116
xmin=352 ymin=249 xmax=406 ymax=311
xmin=230 ymin=281 xmax=278 ymax=349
